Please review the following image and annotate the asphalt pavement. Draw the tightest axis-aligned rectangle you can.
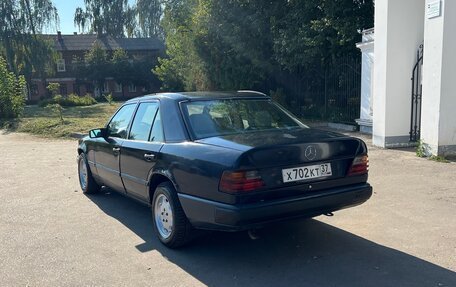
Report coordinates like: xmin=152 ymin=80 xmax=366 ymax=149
xmin=0 ymin=131 xmax=455 ymax=286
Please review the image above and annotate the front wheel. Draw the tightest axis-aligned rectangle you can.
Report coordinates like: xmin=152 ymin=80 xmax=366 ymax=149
xmin=152 ymin=182 xmax=193 ymax=248
xmin=78 ymin=153 xmax=100 ymax=194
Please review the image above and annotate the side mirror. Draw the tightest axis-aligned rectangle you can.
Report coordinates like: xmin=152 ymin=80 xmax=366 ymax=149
xmin=89 ymin=128 xmax=108 ymax=139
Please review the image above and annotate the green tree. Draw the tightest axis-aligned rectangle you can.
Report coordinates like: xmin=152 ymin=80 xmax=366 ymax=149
xmin=136 ymin=0 xmax=164 ymax=38
xmin=46 ymin=82 xmax=60 ymax=96
xmin=83 ymin=43 xmax=110 ymax=95
xmin=271 ymin=0 xmax=374 ymax=71
xmin=202 ymin=0 xmax=278 ymax=90
xmin=75 ymin=46 xmax=160 ymax=98
xmin=0 ymin=0 xmax=59 ymax=87
xmin=153 ymin=0 xmax=209 ymax=91
xmin=154 ymin=0 xmax=374 ymax=93
xmin=74 ymin=0 xmax=135 ymax=37
xmin=74 ymin=0 xmax=163 ymax=38
xmin=111 ymin=48 xmax=131 ymax=97
xmin=0 ymin=57 xmax=26 ymax=119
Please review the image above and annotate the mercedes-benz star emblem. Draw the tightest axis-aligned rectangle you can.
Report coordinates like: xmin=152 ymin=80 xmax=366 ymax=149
xmin=305 ymin=145 xmax=317 ymax=160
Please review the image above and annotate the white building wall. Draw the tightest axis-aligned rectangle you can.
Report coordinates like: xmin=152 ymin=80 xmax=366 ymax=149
xmin=421 ymin=0 xmax=456 ymax=155
xmin=373 ymin=0 xmax=425 ymax=147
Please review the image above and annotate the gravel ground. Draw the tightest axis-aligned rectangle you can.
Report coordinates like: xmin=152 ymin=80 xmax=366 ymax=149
xmin=0 ymin=131 xmax=455 ymax=287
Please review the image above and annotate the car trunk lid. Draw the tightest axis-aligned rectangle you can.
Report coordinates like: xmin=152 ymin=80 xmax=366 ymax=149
xmin=197 ymin=128 xmax=366 ymax=201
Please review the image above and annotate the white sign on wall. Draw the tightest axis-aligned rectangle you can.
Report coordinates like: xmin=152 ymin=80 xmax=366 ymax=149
xmin=427 ymin=0 xmax=441 ymax=19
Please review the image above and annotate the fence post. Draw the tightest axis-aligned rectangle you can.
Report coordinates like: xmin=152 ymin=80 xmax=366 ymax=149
xmin=324 ymin=67 xmax=328 ymax=119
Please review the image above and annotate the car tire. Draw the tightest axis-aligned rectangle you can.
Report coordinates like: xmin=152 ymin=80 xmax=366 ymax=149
xmin=78 ymin=153 xmax=100 ymax=194
xmin=152 ymin=182 xmax=193 ymax=248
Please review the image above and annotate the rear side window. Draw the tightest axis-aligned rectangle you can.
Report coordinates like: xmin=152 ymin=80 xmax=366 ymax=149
xmin=129 ymin=102 xmax=159 ymax=141
xmin=107 ymin=104 xmax=136 ymax=138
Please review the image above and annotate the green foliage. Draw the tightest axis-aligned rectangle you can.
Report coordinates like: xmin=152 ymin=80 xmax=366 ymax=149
xmin=73 ymin=46 xmax=160 ymax=97
xmin=74 ymin=0 xmax=163 ymax=38
xmin=272 ymin=0 xmax=374 ymax=71
xmin=83 ymin=43 xmax=110 ymax=91
xmin=0 ymin=57 xmax=26 ymax=118
xmin=104 ymin=93 xmax=114 ymax=105
xmin=153 ymin=0 xmax=210 ymax=91
xmin=46 ymin=82 xmax=60 ymax=96
xmin=46 ymin=103 xmax=65 ymax=123
xmin=136 ymin=0 xmax=163 ymax=38
xmin=39 ymin=94 xmax=97 ymax=107
xmin=74 ymin=0 xmax=135 ymax=37
xmin=416 ymin=140 xmax=426 ymax=158
xmin=415 ymin=141 xmax=449 ymax=162
xmin=0 ymin=1 xmax=59 ymax=81
xmin=429 ymin=155 xmax=450 ymax=163
xmin=153 ymin=57 xmax=186 ymax=91
xmin=155 ymin=0 xmax=373 ymax=94
xmin=110 ymin=49 xmax=131 ymax=95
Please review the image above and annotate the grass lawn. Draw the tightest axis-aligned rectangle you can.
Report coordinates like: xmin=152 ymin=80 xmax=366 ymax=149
xmin=0 ymin=103 xmax=122 ymax=138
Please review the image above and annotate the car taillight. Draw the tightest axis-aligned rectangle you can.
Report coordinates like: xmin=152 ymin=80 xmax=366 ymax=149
xmin=347 ymin=155 xmax=369 ymax=176
xmin=219 ymin=170 xmax=265 ymax=193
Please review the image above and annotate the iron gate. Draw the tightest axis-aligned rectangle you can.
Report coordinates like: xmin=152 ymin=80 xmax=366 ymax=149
xmin=410 ymin=44 xmax=423 ymax=142
xmin=280 ymin=56 xmax=361 ymax=124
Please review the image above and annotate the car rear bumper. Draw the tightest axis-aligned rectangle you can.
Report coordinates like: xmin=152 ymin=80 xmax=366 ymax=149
xmin=178 ymin=183 xmax=372 ymax=231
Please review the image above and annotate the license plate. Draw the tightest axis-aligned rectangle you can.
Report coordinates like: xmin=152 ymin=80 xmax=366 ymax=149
xmin=282 ymin=163 xmax=332 ymax=183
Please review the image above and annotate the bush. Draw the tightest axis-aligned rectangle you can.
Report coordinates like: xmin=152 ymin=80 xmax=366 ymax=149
xmin=39 ymin=93 xmax=97 ymax=107
xmin=46 ymin=82 xmax=60 ymax=96
xmin=103 ymin=93 xmax=114 ymax=105
xmin=46 ymin=103 xmax=65 ymax=123
xmin=0 ymin=57 xmax=26 ymax=118
xmin=65 ymin=94 xmax=97 ymax=106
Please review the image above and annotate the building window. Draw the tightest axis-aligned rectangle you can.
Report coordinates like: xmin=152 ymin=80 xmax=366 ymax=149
xmin=128 ymin=83 xmax=136 ymax=92
xmin=103 ymin=82 xmax=109 ymax=93
xmin=115 ymin=83 xmax=122 ymax=92
xmin=57 ymin=59 xmax=66 ymax=72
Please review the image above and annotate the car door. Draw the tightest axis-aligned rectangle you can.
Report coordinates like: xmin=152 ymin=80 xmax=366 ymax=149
xmin=120 ymin=101 xmax=165 ymax=201
xmin=95 ymin=103 xmax=137 ymax=192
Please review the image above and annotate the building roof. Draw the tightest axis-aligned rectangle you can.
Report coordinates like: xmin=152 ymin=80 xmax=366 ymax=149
xmin=46 ymin=33 xmax=164 ymax=52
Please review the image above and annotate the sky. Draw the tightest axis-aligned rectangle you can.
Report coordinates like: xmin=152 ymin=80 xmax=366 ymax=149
xmin=52 ymin=0 xmax=85 ymax=34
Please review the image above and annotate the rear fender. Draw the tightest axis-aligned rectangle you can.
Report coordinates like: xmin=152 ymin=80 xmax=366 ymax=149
xmin=147 ymin=168 xmax=180 ymax=203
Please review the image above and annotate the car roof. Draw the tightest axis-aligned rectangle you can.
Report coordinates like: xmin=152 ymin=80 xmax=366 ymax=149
xmin=125 ymin=90 xmax=270 ymax=104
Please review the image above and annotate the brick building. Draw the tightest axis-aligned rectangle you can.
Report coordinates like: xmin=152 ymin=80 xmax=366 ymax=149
xmin=30 ymin=32 xmax=164 ymax=102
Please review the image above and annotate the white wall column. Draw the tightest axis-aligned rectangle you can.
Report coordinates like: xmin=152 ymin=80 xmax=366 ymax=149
xmin=373 ymin=0 xmax=425 ymax=147
xmin=356 ymin=29 xmax=374 ymax=134
xmin=421 ymin=0 xmax=456 ymax=156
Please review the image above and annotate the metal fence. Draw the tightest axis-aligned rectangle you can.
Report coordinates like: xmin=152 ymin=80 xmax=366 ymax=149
xmin=280 ymin=55 xmax=361 ymax=124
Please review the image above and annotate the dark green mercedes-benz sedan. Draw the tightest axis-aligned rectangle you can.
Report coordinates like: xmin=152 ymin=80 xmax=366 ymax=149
xmin=77 ymin=91 xmax=372 ymax=248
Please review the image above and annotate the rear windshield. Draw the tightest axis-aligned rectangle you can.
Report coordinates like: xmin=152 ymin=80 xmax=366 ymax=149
xmin=181 ymin=99 xmax=307 ymax=139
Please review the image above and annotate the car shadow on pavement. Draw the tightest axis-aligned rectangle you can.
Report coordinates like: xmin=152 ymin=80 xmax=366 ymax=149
xmin=88 ymin=189 xmax=456 ymax=287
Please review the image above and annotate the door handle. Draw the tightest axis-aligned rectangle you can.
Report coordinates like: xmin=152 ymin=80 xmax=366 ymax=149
xmin=112 ymin=147 xmax=120 ymax=154
xmin=144 ymin=153 xmax=155 ymax=162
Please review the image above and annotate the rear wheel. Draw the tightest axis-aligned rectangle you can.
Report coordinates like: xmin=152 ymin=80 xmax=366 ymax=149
xmin=78 ymin=153 xmax=100 ymax=194
xmin=152 ymin=182 xmax=193 ymax=248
